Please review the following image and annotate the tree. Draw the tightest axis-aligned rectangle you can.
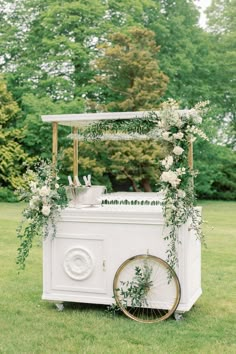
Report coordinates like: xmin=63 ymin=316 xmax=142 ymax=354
xmin=205 ymin=0 xmax=236 ymax=147
xmin=195 ymin=140 xmax=236 ymax=200
xmin=0 ymin=77 xmax=30 ymax=189
xmin=87 ymin=27 xmax=168 ymax=191
xmin=0 ymin=0 xmax=106 ymax=101
xmin=90 ymin=27 xmax=168 ymax=111
xmin=146 ymin=0 xmax=212 ymax=107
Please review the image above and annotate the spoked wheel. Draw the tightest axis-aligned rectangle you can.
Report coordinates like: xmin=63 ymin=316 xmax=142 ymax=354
xmin=113 ymin=254 xmax=181 ymax=323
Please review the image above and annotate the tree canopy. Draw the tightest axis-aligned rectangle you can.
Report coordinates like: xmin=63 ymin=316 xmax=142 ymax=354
xmin=0 ymin=77 xmax=30 ymax=190
xmin=0 ymin=0 xmax=235 ymax=199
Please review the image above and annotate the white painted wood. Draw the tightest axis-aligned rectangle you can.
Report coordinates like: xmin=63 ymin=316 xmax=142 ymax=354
xmin=43 ymin=204 xmax=202 ymax=313
xmin=41 ymin=111 xmax=154 ymax=127
xmin=41 ymin=110 xmax=187 ymax=127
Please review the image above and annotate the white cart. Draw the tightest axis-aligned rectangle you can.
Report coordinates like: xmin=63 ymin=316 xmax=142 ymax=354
xmin=41 ymin=112 xmax=202 ymax=323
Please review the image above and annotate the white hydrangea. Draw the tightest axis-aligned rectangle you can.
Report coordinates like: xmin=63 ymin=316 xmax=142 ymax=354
xmin=42 ymin=205 xmax=51 ymax=216
xmin=173 ymin=146 xmax=184 ymax=156
xmin=160 ymin=171 xmax=181 ymax=188
xmin=39 ymin=186 xmax=50 ymax=197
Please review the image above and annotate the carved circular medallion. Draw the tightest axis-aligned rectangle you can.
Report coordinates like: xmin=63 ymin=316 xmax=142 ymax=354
xmin=64 ymin=247 xmax=94 ymax=280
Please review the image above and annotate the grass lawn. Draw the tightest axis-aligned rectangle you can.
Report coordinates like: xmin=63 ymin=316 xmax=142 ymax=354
xmin=0 ymin=201 xmax=235 ymax=354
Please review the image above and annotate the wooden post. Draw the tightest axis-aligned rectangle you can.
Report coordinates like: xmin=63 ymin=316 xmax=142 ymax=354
xmin=188 ymin=140 xmax=193 ymax=170
xmin=73 ymin=127 xmax=78 ymax=183
xmin=52 ymin=122 xmax=58 ymax=165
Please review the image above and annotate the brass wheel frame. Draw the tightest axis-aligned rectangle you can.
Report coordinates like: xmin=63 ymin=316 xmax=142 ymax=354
xmin=113 ymin=254 xmax=181 ymax=323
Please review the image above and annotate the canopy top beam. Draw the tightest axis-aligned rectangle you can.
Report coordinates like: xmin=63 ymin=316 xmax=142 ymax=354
xmin=41 ymin=111 xmax=156 ymax=127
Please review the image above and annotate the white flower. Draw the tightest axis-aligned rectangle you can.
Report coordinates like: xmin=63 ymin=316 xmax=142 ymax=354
xmin=42 ymin=205 xmax=51 ymax=216
xmin=161 ymin=155 xmax=173 ymax=170
xmin=29 ymin=196 xmax=40 ymax=209
xmin=39 ymin=186 xmax=50 ymax=197
xmin=190 ymin=109 xmax=202 ymax=124
xmin=177 ymin=189 xmax=186 ymax=198
xmin=29 ymin=200 xmax=36 ymax=209
xmin=173 ymin=132 xmax=184 ymax=140
xmin=173 ymin=146 xmax=184 ymax=156
xmin=55 ymin=183 xmax=59 ymax=189
xmin=158 ymin=120 xmax=165 ymax=128
xmin=160 ymin=171 xmax=181 ymax=188
xmin=162 ymin=132 xmax=171 ymax=141
xmin=30 ymin=181 xmax=37 ymax=192
xmin=176 ymin=167 xmax=186 ymax=175
xmin=193 ymin=115 xmax=202 ymax=124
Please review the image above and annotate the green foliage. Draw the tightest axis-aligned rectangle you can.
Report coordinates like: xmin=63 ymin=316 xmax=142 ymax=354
xmin=90 ymin=26 xmax=168 ymax=111
xmin=0 ymin=0 xmax=106 ymax=101
xmin=206 ymin=0 xmax=236 ymax=148
xmin=16 ymin=160 xmax=68 ymax=270
xmin=105 ymin=140 xmax=166 ymax=192
xmin=195 ymin=142 xmax=236 ymax=200
xmin=115 ymin=261 xmax=153 ymax=309
xmin=0 ymin=187 xmax=18 ymax=202
xmin=62 ymin=142 xmax=113 ymax=190
xmin=0 ymin=0 xmax=235 ymax=198
xmin=86 ymin=26 xmax=168 ymax=191
xmin=150 ymin=0 xmax=207 ymax=105
xmin=0 ymin=77 xmax=31 ymax=189
xmin=20 ymin=94 xmax=84 ymax=159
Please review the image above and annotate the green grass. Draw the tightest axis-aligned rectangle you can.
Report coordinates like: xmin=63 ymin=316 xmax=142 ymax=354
xmin=0 ymin=201 xmax=235 ymax=354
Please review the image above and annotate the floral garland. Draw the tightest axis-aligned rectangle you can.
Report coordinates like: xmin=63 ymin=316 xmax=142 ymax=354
xmin=16 ymin=161 xmax=67 ymax=270
xmin=157 ymin=99 xmax=208 ymax=269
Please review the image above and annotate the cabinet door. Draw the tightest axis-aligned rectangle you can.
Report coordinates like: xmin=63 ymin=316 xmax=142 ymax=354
xmin=51 ymin=233 xmax=107 ymax=294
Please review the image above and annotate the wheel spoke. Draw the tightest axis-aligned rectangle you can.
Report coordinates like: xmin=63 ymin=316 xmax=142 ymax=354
xmin=113 ymin=254 xmax=181 ymax=323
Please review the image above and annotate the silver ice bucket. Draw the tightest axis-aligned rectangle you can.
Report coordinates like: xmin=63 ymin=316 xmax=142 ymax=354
xmin=65 ymin=185 xmax=106 ymax=207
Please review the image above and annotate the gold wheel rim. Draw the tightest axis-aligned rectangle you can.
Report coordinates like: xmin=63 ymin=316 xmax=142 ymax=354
xmin=113 ymin=254 xmax=181 ymax=323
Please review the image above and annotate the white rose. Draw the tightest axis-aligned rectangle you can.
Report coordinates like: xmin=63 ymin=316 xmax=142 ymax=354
xmin=42 ymin=205 xmax=51 ymax=216
xmin=39 ymin=186 xmax=50 ymax=197
xmin=177 ymin=189 xmax=186 ymax=198
xmin=161 ymin=155 xmax=173 ymax=170
xmin=162 ymin=132 xmax=170 ymax=141
xmin=160 ymin=171 xmax=181 ymax=188
xmin=173 ymin=146 xmax=184 ymax=156
xmin=173 ymin=132 xmax=184 ymax=140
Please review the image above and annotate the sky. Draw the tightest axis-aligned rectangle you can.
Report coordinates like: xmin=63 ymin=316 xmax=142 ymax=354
xmin=195 ymin=0 xmax=212 ymax=27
